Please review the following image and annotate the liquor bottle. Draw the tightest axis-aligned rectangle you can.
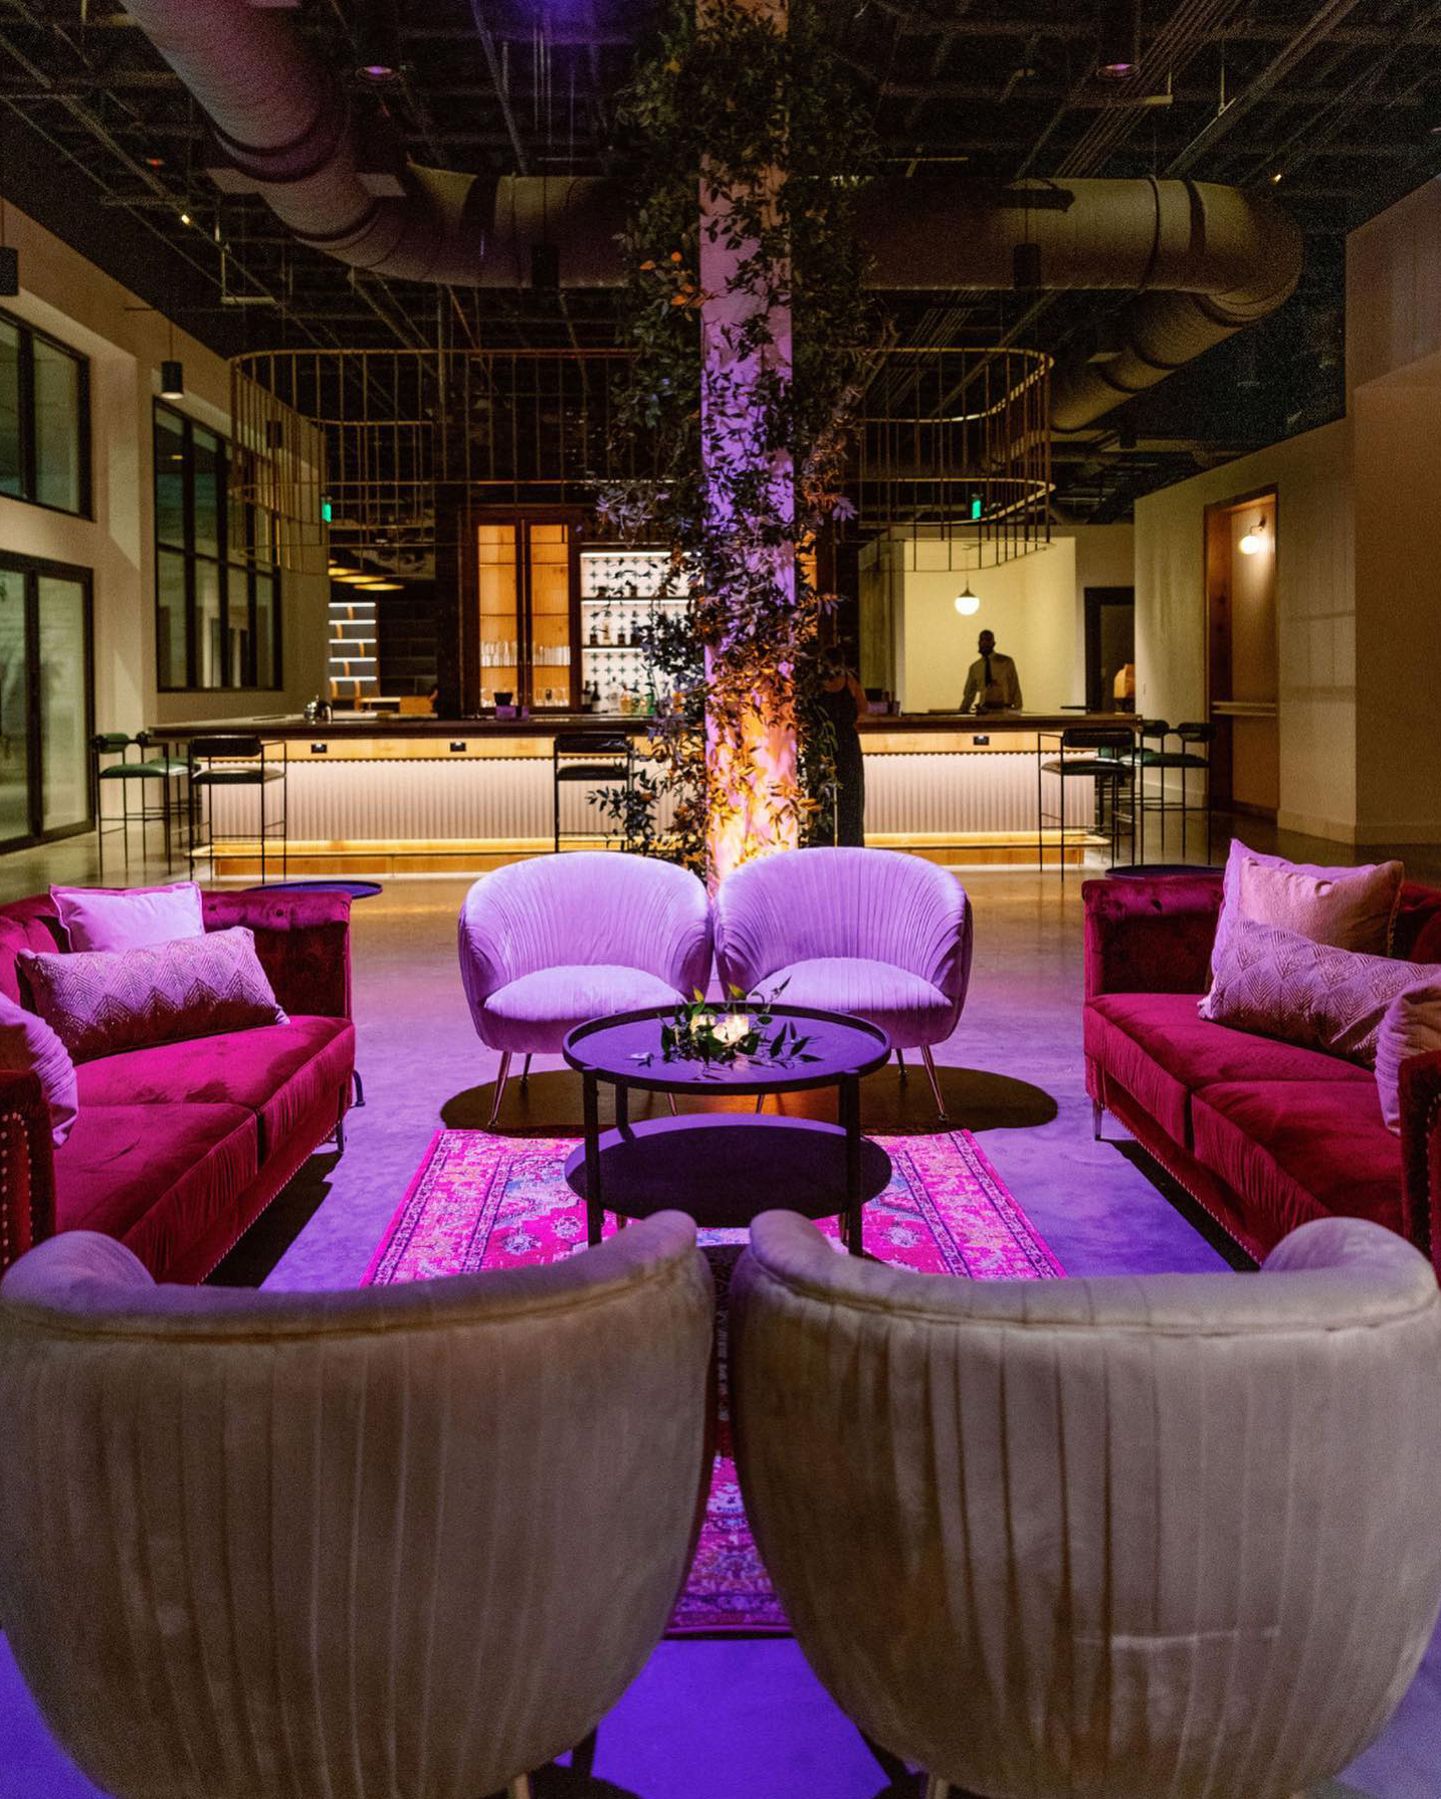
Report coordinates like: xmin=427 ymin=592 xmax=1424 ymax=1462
xmin=588 ymin=617 xmax=598 ymax=647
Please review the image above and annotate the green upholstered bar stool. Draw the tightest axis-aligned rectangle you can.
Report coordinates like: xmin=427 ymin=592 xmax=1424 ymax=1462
xmin=1140 ymin=719 xmax=1215 ymax=862
xmin=92 ymin=734 xmax=177 ymax=876
xmin=187 ymin=735 xmax=288 ymax=885
xmin=1037 ymin=724 xmax=1138 ymax=884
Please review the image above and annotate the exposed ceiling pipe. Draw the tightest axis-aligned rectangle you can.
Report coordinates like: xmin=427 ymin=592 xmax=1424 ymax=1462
xmin=124 ymin=0 xmax=1301 ymax=431
xmin=854 ymin=176 xmax=1302 ymax=432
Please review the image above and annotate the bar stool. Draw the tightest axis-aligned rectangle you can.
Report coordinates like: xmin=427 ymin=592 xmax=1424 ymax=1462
xmin=1140 ymin=720 xmax=1215 ymax=862
xmin=1037 ymin=725 xmax=1137 ymax=883
xmin=135 ymin=732 xmax=191 ymax=874
xmin=92 ymin=734 xmax=180 ymax=876
xmin=188 ymin=735 xmax=288 ymax=885
xmin=552 ymin=731 xmax=635 ymax=852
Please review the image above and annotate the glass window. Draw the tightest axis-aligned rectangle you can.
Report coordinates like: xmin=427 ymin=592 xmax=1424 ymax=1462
xmin=154 ymin=407 xmax=186 ymax=547
xmin=0 ymin=312 xmax=87 ymax=515
xmin=0 ymin=565 xmax=30 ymax=842
xmin=32 ymin=340 xmax=82 ymax=514
xmin=192 ymin=427 xmax=221 ymax=559
xmin=254 ymin=574 xmax=278 ymax=689
xmin=157 ymin=549 xmax=188 ymax=691
xmin=36 ymin=575 xmax=89 ymax=832
xmin=0 ymin=322 xmax=21 ymax=500
xmin=195 ymin=560 xmax=222 ymax=689
xmin=154 ymin=402 xmax=281 ymax=691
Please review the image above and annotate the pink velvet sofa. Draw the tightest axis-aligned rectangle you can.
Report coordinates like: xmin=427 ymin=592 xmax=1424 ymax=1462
xmin=0 ymin=889 xmax=355 ymax=1283
xmin=1084 ymin=872 xmax=1441 ymax=1275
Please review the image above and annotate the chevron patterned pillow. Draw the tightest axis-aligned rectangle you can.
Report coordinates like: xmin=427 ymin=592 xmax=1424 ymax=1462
xmin=18 ymin=927 xmax=288 ymax=1064
xmin=1203 ymin=919 xmax=1441 ymax=1070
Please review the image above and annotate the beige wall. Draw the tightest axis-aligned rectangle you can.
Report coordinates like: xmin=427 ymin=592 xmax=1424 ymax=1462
xmin=1134 ymin=420 xmax=1355 ymax=841
xmin=0 ymin=201 xmax=326 ymax=739
xmin=1346 ymin=181 xmax=1441 ymax=397
xmin=879 ymin=524 xmax=1135 ymax=713
xmin=1351 ymin=369 xmax=1441 ymax=841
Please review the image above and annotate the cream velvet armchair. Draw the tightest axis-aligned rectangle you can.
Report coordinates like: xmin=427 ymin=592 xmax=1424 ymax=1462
xmin=0 ymin=1214 xmax=714 ymax=1799
xmin=730 ymin=1211 xmax=1441 ymax=1799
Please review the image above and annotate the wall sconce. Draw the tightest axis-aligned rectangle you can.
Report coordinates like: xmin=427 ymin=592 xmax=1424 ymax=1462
xmin=1239 ymin=517 xmax=1269 ymax=555
xmin=953 ymin=583 xmax=981 ymax=617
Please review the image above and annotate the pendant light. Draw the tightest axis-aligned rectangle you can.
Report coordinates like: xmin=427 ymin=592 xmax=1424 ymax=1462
xmin=159 ymin=316 xmax=184 ymax=399
xmin=953 ymin=583 xmax=981 ymax=617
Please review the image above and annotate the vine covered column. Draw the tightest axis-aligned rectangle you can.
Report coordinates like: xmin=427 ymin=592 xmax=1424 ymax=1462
xmin=699 ymin=0 xmax=799 ymax=889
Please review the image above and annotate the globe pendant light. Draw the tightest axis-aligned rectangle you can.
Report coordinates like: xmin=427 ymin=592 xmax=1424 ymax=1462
xmin=954 ymin=583 xmax=980 ymax=617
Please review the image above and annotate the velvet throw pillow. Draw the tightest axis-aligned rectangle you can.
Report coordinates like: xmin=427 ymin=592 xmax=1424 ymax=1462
xmin=19 ymin=927 xmax=288 ymax=1063
xmin=51 ymin=881 xmax=205 ymax=953
xmin=1203 ymin=920 xmax=1441 ymax=1068
xmin=1376 ymin=982 xmax=1441 ymax=1133
xmin=1207 ymin=842 xmax=1403 ymax=991
xmin=0 ymin=990 xmax=77 ymax=1145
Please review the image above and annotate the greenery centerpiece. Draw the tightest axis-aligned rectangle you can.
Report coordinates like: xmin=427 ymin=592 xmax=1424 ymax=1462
xmin=632 ymin=981 xmax=821 ymax=1073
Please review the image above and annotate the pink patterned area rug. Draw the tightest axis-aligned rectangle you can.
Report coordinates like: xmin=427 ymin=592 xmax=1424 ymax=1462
xmin=364 ymin=1128 xmax=1063 ymax=1634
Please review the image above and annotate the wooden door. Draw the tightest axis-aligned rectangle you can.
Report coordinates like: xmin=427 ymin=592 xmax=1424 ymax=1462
xmin=1205 ymin=489 xmax=1278 ymax=817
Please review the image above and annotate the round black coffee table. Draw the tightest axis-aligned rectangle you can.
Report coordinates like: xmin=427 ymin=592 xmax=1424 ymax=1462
xmin=562 ymin=1004 xmax=892 ymax=1256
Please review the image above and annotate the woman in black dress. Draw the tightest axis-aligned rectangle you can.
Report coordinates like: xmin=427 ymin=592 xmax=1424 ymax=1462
xmin=815 ymin=646 xmax=868 ymax=847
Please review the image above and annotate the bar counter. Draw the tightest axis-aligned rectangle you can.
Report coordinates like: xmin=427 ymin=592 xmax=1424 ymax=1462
xmin=153 ymin=711 xmax=1120 ymax=876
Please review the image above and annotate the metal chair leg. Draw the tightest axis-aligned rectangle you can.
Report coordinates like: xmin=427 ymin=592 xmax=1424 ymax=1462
xmin=488 ymin=1051 xmax=513 ymax=1128
xmin=667 ymin=1093 xmax=678 ymax=1116
xmin=896 ymin=1046 xmax=907 ymax=1080
xmin=1092 ymin=1097 xmax=1104 ymax=1140
xmin=352 ymin=1069 xmax=366 ymax=1108
xmin=920 ymin=1044 xmax=948 ymax=1122
xmin=520 ymin=1053 xmax=532 ymax=1086
xmin=754 ymin=1092 xmax=765 ymax=1113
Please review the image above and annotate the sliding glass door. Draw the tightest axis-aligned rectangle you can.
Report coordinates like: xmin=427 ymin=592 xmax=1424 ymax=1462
xmin=0 ymin=555 xmax=93 ymax=850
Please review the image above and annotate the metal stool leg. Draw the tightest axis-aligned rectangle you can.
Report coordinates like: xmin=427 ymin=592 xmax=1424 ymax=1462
xmin=520 ymin=1053 xmax=532 ymax=1086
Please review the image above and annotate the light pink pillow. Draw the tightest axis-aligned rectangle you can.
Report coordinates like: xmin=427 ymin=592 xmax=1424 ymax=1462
xmin=1208 ymin=842 xmax=1403 ymax=986
xmin=51 ymin=881 xmax=205 ymax=953
xmin=18 ymin=927 xmax=287 ymax=1063
xmin=1376 ymin=982 xmax=1441 ymax=1133
xmin=1203 ymin=920 xmax=1441 ymax=1066
xmin=0 ymin=991 xmax=77 ymax=1145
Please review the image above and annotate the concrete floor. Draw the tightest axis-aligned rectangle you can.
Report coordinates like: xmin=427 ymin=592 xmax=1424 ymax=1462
xmin=1 ymin=821 xmax=1438 ymax=1796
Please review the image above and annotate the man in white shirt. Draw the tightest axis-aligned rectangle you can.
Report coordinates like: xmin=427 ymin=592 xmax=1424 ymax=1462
xmin=961 ymin=630 xmax=1023 ymax=713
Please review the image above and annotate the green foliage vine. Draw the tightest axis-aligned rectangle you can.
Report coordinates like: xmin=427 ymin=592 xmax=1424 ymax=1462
xmin=598 ymin=0 xmax=879 ymax=875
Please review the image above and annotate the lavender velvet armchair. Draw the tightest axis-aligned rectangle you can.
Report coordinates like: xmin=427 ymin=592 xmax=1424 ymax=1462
xmin=0 ymin=1213 xmax=714 ymax=1799
xmin=714 ymin=848 xmax=973 ymax=1118
xmin=459 ymin=852 xmax=713 ymax=1123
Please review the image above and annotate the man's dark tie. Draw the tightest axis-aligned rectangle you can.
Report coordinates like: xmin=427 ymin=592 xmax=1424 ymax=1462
xmin=984 ymin=654 xmax=993 ymax=687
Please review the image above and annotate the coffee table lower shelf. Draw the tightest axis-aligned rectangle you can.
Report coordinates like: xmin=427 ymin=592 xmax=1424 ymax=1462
xmin=563 ymin=1113 xmax=892 ymax=1245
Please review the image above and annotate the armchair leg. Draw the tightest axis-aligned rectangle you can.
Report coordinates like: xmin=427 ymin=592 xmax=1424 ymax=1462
xmin=508 ymin=1778 xmax=533 ymax=1799
xmin=488 ymin=1052 xmax=513 ymax=1129
xmin=352 ymin=1069 xmax=366 ymax=1108
xmin=920 ymin=1045 xmax=948 ymax=1123
xmin=1092 ymin=1098 xmax=1104 ymax=1141
xmin=924 ymin=1777 xmax=950 ymax=1799
xmin=520 ymin=1052 xmax=532 ymax=1087
xmin=896 ymin=1046 xmax=907 ymax=1080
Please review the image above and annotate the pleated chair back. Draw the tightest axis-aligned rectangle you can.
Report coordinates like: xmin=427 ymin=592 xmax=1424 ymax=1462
xmin=0 ymin=1216 xmax=714 ymax=1799
xmin=730 ymin=1210 xmax=1441 ymax=1799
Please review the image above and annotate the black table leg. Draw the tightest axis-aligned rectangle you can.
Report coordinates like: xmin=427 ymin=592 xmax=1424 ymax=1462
xmin=613 ymin=1080 xmax=629 ymax=1228
xmin=840 ymin=1073 xmax=862 ymax=1257
xmin=583 ymin=1071 xmax=604 ymax=1246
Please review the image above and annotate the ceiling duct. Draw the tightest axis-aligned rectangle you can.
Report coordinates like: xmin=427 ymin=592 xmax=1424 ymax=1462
xmin=125 ymin=0 xmax=1301 ymax=432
